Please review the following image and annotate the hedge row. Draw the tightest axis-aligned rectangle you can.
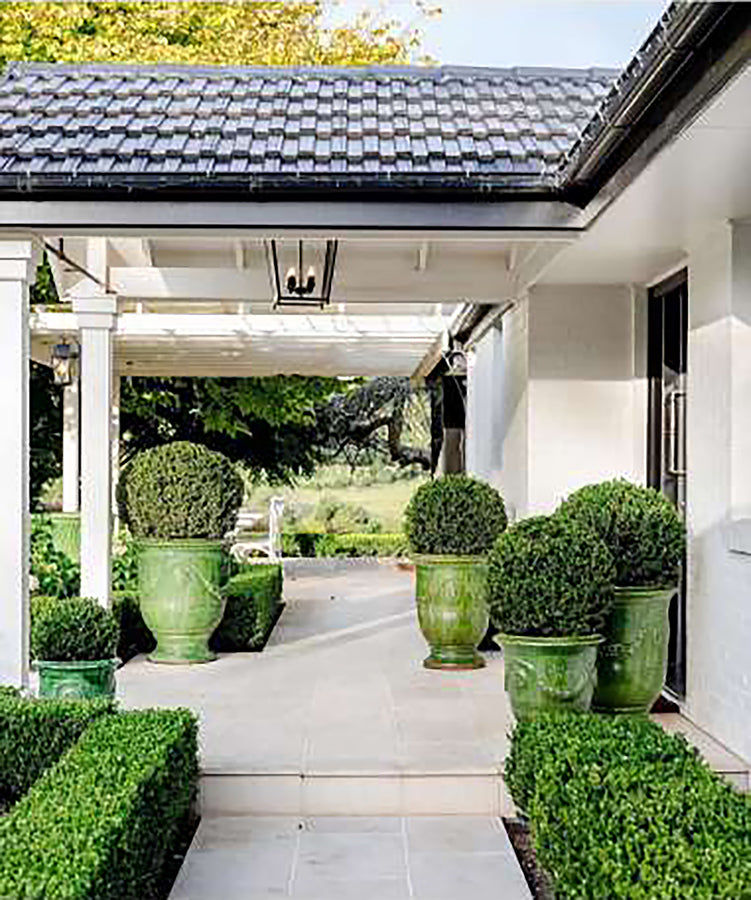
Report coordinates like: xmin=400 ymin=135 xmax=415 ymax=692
xmin=210 ymin=563 xmax=283 ymax=651
xmin=506 ymin=714 xmax=751 ymax=899
xmin=0 ymin=691 xmax=114 ymax=806
xmin=282 ymin=532 xmax=408 ymax=558
xmin=0 ymin=708 xmax=198 ymax=900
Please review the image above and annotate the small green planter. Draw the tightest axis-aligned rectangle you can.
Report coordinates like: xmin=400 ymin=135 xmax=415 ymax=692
xmin=497 ymin=633 xmax=603 ymax=721
xmin=138 ymin=538 xmax=225 ymax=664
xmin=35 ymin=658 xmax=117 ymax=699
xmin=593 ymin=585 xmax=675 ymax=714
xmin=414 ymin=555 xmax=489 ymax=670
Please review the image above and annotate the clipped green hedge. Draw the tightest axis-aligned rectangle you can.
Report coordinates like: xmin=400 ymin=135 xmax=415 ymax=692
xmin=558 ymin=479 xmax=686 ymax=587
xmin=0 ymin=708 xmax=198 ymax=900
xmin=0 ymin=691 xmax=114 ymax=807
xmin=404 ymin=474 xmax=507 ymax=556
xmin=281 ymin=532 xmax=408 ymax=558
xmin=31 ymin=595 xmax=119 ymax=662
xmin=507 ymin=714 xmax=751 ymax=899
xmin=210 ymin=564 xmax=283 ymax=651
xmin=117 ymin=441 xmax=244 ymax=540
xmin=314 ymin=532 xmax=409 ymax=558
xmin=488 ymin=514 xmax=615 ymax=636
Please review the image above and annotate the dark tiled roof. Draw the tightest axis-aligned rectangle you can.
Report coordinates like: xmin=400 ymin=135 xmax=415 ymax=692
xmin=0 ymin=63 xmax=616 ymax=194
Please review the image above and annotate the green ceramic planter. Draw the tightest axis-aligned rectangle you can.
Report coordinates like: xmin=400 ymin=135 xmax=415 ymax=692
xmin=593 ymin=585 xmax=675 ymax=714
xmin=414 ymin=555 xmax=489 ymax=670
xmin=138 ymin=538 xmax=225 ymax=664
xmin=35 ymin=658 xmax=117 ymax=699
xmin=497 ymin=633 xmax=603 ymax=722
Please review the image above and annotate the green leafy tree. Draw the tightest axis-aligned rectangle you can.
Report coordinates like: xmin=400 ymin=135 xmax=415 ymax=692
xmin=0 ymin=1 xmax=435 ymax=67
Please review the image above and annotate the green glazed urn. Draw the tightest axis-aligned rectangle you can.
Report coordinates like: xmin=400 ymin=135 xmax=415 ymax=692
xmin=138 ymin=538 xmax=225 ymax=664
xmin=36 ymin=658 xmax=117 ymax=699
xmin=414 ymin=555 xmax=489 ymax=670
xmin=497 ymin=633 xmax=603 ymax=721
xmin=593 ymin=585 xmax=675 ymax=714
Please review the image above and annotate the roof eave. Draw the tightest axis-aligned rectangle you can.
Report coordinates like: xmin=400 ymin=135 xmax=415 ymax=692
xmin=559 ymin=2 xmax=751 ymax=207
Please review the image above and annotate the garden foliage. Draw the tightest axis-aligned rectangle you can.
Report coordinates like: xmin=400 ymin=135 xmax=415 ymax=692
xmin=0 ymin=708 xmax=198 ymax=900
xmin=111 ymin=590 xmax=156 ymax=662
xmin=558 ymin=479 xmax=686 ymax=587
xmin=404 ymin=475 xmax=507 ymax=556
xmin=507 ymin=714 xmax=751 ymax=899
xmin=117 ymin=441 xmax=244 ymax=540
xmin=313 ymin=532 xmax=409 ymax=558
xmin=31 ymin=596 xmax=118 ymax=662
xmin=210 ymin=564 xmax=283 ymax=652
xmin=488 ymin=515 xmax=615 ymax=636
xmin=0 ymin=692 xmax=113 ymax=806
xmin=30 ymin=515 xmax=80 ymax=598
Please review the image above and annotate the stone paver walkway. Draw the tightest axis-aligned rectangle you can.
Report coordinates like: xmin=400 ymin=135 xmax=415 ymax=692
xmin=170 ymin=815 xmax=531 ymax=900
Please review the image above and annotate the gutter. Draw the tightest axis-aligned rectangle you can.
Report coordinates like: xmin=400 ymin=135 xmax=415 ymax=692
xmin=559 ymin=2 xmax=751 ymax=207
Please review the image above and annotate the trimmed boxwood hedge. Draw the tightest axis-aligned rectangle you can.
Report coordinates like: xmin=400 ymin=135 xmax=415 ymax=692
xmin=0 ymin=708 xmax=198 ymax=900
xmin=506 ymin=714 xmax=751 ymax=899
xmin=558 ymin=479 xmax=686 ymax=587
xmin=210 ymin=563 xmax=283 ymax=651
xmin=0 ymin=692 xmax=114 ymax=807
xmin=404 ymin=474 xmax=507 ymax=556
xmin=281 ymin=532 xmax=408 ymax=558
xmin=31 ymin=595 xmax=119 ymax=662
xmin=112 ymin=590 xmax=157 ymax=661
xmin=117 ymin=441 xmax=244 ymax=540
xmin=488 ymin=514 xmax=615 ymax=636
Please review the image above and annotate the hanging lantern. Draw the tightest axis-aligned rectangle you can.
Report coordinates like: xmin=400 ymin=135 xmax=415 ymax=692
xmin=270 ymin=239 xmax=338 ymax=310
xmin=50 ymin=338 xmax=79 ymax=387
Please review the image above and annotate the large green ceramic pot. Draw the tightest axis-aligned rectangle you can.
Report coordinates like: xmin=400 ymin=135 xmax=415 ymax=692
xmin=414 ymin=555 xmax=489 ymax=670
xmin=138 ymin=538 xmax=225 ymax=664
xmin=593 ymin=585 xmax=675 ymax=714
xmin=497 ymin=634 xmax=603 ymax=721
xmin=36 ymin=658 xmax=117 ymax=699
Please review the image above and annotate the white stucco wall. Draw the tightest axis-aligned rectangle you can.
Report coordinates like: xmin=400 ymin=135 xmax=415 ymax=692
xmin=685 ymin=222 xmax=751 ymax=763
xmin=466 ymin=300 xmax=529 ymax=521
xmin=525 ymin=284 xmax=643 ymax=513
xmin=468 ymin=286 xmax=644 ymax=518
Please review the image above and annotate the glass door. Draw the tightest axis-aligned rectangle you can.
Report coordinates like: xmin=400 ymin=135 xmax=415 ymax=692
xmin=647 ymin=271 xmax=688 ymax=698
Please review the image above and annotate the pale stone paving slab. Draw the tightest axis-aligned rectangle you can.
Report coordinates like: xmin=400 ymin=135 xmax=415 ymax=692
xmin=169 ymin=815 xmax=532 ymax=900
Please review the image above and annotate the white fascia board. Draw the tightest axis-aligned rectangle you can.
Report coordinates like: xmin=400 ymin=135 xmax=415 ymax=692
xmin=1 ymin=199 xmax=584 ymax=237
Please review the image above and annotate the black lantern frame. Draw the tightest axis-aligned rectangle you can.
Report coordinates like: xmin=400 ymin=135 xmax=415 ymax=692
xmin=50 ymin=338 xmax=80 ymax=387
xmin=270 ymin=239 xmax=338 ymax=310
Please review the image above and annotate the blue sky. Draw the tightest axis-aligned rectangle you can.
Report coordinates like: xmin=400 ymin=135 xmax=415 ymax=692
xmin=326 ymin=1 xmax=668 ymax=69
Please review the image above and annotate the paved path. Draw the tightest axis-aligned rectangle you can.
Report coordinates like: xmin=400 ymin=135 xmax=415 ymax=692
xmin=170 ymin=814 xmax=531 ymax=900
xmin=119 ymin=560 xmax=514 ymax=780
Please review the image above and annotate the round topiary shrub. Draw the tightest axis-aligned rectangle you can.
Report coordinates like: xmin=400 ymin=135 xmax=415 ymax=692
xmin=488 ymin=514 xmax=616 ymax=637
xmin=31 ymin=596 xmax=118 ymax=661
xmin=117 ymin=441 xmax=244 ymax=540
xmin=404 ymin=474 xmax=507 ymax=556
xmin=557 ymin=479 xmax=686 ymax=587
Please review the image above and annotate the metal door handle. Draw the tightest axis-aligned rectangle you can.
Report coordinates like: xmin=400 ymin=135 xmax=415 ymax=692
xmin=666 ymin=389 xmax=686 ymax=477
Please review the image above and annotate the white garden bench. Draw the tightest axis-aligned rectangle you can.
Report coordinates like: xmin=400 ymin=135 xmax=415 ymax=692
xmin=229 ymin=497 xmax=285 ymax=563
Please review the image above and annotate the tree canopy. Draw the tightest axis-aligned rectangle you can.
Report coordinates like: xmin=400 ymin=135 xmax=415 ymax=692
xmin=0 ymin=1 xmax=434 ymax=68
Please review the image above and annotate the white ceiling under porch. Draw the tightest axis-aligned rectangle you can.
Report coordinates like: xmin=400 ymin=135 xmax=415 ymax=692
xmin=32 ymin=233 xmax=568 ymax=378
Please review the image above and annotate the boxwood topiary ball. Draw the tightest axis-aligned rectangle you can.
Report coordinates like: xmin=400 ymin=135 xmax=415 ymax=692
xmin=117 ymin=441 xmax=244 ymax=540
xmin=488 ymin=514 xmax=615 ymax=637
xmin=557 ymin=479 xmax=686 ymax=588
xmin=31 ymin=596 xmax=118 ymax=662
xmin=404 ymin=474 xmax=507 ymax=556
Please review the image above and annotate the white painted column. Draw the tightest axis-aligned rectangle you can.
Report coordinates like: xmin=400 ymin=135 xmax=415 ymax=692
xmin=62 ymin=381 xmax=80 ymax=513
xmin=111 ymin=374 xmax=121 ymax=537
xmin=74 ymin=295 xmax=117 ymax=607
xmin=0 ymin=239 xmax=38 ymax=687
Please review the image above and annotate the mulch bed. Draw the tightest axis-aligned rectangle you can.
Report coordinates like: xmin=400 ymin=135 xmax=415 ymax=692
xmin=504 ymin=817 xmax=555 ymax=900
